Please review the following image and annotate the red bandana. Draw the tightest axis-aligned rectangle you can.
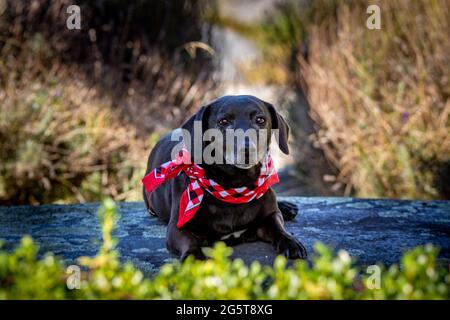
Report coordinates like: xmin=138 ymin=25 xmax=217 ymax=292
xmin=142 ymin=148 xmax=279 ymax=228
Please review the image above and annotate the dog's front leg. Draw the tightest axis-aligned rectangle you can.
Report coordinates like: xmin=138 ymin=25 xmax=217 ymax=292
xmin=257 ymin=211 xmax=307 ymax=259
xmin=166 ymin=222 xmax=206 ymax=261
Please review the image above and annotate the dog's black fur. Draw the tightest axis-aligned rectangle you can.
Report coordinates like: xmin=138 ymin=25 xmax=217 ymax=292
xmin=143 ymin=95 xmax=307 ymax=260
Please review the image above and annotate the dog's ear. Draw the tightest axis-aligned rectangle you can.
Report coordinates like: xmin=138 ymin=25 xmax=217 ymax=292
xmin=265 ymin=102 xmax=290 ymax=155
xmin=181 ymin=105 xmax=210 ymax=157
xmin=181 ymin=105 xmax=209 ymax=133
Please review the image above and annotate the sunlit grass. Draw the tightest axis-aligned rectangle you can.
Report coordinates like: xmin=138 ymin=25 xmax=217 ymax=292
xmin=218 ymin=0 xmax=449 ymax=199
xmin=299 ymin=0 xmax=450 ymax=198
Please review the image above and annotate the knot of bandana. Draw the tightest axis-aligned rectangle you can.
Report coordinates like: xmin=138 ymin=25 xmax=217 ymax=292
xmin=142 ymin=147 xmax=279 ymax=228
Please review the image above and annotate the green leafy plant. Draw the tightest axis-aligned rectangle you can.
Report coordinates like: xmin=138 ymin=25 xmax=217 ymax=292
xmin=0 ymin=200 xmax=449 ymax=299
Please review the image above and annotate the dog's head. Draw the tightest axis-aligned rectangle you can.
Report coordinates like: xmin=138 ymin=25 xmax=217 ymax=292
xmin=180 ymin=95 xmax=289 ymax=169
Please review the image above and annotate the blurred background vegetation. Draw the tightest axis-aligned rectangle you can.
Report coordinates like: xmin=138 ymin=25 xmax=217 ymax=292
xmin=0 ymin=0 xmax=449 ymax=204
xmin=0 ymin=0 xmax=216 ymax=204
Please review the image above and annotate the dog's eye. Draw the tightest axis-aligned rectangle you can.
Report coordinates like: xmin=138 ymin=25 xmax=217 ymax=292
xmin=256 ymin=116 xmax=266 ymax=125
xmin=218 ymin=118 xmax=230 ymax=126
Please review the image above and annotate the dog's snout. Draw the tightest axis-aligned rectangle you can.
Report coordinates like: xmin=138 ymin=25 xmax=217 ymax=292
xmin=238 ymin=140 xmax=257 ymax=153
xmin=236 ymin=140 xmax=258 ymax=166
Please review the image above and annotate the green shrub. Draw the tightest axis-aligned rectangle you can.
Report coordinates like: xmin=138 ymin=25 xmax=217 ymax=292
xmin=0 ymin=200 xmax=449 ymax=299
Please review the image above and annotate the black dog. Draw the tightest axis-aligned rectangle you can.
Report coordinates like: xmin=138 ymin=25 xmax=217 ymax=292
xmin=143 ymin=95 xmax=307 ymax=261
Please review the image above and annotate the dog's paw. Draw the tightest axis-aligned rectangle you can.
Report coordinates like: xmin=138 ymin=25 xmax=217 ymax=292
xmin=275 ymin=235 xmax=307 ymax=259
xmin=180 ymin=248 xmax=206 ymax=261
xmin=278 ymin=200 xmax=298 ymax=221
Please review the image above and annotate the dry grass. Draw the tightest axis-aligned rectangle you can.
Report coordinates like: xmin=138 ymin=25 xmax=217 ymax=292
xmin=0 ymin=0 xmax=215 ymax=204
xmin=0 ymin=60 xmax=147 ymax=204
xmin=299 ymin=0 xmax=450 ymax=199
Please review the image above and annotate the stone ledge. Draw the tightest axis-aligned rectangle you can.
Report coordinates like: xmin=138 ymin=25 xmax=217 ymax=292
xmin=0 ymin=197 xmax=449 ymax=275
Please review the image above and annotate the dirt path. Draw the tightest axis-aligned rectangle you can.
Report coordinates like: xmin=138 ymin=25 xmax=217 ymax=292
xmin=210 ymin=1 xmax=336 ymax=196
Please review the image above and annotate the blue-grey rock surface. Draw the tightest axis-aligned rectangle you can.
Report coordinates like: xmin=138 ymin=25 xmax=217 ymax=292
xmin=0 ymin=197 xmax=449 ymax=276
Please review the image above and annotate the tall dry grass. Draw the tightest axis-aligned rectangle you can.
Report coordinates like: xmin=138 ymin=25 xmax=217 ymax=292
xmin=299 ymin=0 xmax=450 ymax=199
xmin=0 ymin=0 xmax=215 ymax=204
xmin=0 ymin=45 xmax=146 ymax=203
